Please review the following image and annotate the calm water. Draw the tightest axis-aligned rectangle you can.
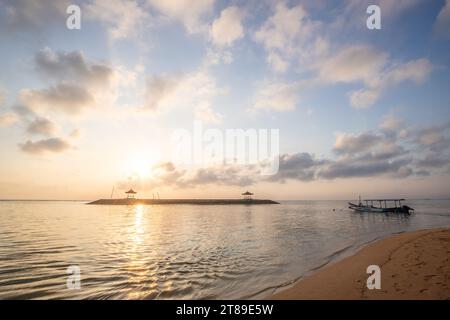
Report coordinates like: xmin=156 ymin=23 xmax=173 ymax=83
xmin=0 ymin=200 xmax=449 ymax=299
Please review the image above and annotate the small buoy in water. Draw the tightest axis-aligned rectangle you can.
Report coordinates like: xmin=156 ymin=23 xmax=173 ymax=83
xmin=332 ymin=208 xmax=335 ymax=212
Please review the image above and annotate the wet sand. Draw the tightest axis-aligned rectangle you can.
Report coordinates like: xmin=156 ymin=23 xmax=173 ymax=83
xmin=269 ymin=228 xmax=450 ymax=299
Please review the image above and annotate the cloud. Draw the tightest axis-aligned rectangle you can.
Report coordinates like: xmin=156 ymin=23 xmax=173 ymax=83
xmin=204 ymin=48 xmax=234 ymax=66
xmin=435 ymin=0 xmax=450 ymax=37
xmin=266 ymin=52 xmax=289 ymax=73
xmin=0 ymin=0 xmax=68 ymax=34
xmin=312 ymin=44 xmax=433 ymax=108
xmin=119 ymin=161 xmax=257 ymax=190
xmin=315 ymin=119 xmax=450 ymax=180
xmin=252 ymin=3 xmax=432 ymax=107
xmin=413 ymin=121 xmax=450 ymax=151
xmin=251 ymin=80 xmax=301 ymax=112
xmin=85 ymin=0 xmax=150 ymax=40
xmin=254 ymin=3 xmax=307 ymax=50
xmin=21 ymin=83 xmax=94 ymax=115
xmin=210 ymin=6 xmax=244 ymax=47
xmin=194 ymin=102 xmax=223 ymax=124
xmin=0 ymin=112 xmax=19 ymax=127
xmin=18 ymin=48 xmax=119 ymax=117
xmin=329 ymin=0 xmax=424 ymax=34
xmin=379 ymin=115 xmax=406 ymax=139
xmin=381 ymin=58 xmax=432 ymax=85
xmin=183 ymin=166 xmax=255 ymax=187
xmin=35 ymin=48 xmax=113 ymax=87
xmin=378 ymin=0 xmax=424 ymax=17
xmin=147 ymin=0 xmax=214 ymax=34
xmin=318 ymin=124 xmax=414 ymax=179
xmin=254 ymin=2 xmax=321 ymax=72
xmin=144 ymin=70 xmax=224 ymax=122
xmin=314 ymin=45 xmax=432 ymax=108
xmin=318 ymin=157 xmax=412 ymax=179
xmin=268 ymin=153 xmax=325 ymax=182
xmin=19 ymin=138 xmax=71 ymax=154
xmin=26 ymin=117 xmax=57 ymax=136
xmin=417 ymin=153 xmax=450 ymax=168
xmin=348 ymin=89 xmax=380 ymax=109
xmin=380 ymin=115 xmax=403 ymax=132
xmin=69 ymin=128 xmax=81 ymax=139
xmin=115 ymin=118 xmax=450 ymax=190
xmin=333 ymin=132 xmax=383 ymax=155
xmin=145 ymin=74 xmax=181 ymax=111
xmin=315 ymin=45 xmax=388 ymax=85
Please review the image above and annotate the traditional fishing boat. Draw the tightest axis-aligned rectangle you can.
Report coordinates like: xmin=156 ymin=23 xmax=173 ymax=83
xmin=348 ymin=197 xmax=414 ymax=214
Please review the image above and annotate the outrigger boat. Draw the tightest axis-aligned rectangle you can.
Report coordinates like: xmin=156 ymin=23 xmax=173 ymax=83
xmin=348 ymin=196 xmax=414 ymax=215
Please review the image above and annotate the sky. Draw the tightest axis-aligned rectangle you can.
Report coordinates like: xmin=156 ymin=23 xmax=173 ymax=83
xmin=0 ymin=0 xmax=450 ymax=200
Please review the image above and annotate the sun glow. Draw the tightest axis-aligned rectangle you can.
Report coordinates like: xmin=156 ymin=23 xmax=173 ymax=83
xmin=123 ymin=151 xmax=160 ymax=179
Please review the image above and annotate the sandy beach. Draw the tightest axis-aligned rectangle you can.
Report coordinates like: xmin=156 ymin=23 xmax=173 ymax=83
xmin=270 ymin=228 xmax=450 ymax=300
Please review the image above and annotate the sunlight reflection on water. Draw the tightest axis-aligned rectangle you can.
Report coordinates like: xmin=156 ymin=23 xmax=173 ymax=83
xmin=0 ymin=200 xmax=449 ymax=299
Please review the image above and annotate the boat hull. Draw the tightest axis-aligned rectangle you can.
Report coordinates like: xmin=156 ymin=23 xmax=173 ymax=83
xmin=348 ymin=202 xmax=412 ymax=214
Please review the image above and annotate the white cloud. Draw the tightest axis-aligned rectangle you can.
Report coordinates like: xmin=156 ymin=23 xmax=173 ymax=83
xmin=85 ymin=0 xmax=150 ymax=40
xmin=252 ymin=80 xmax=300 ymax=112
xmin=251 ymin=2 xmax=432 ymax=108
xmin=315 ymin=45 xmax=388 ymax=85
xmin=119 ymin=161 xmax=258 ymax=190
xmin=435 ymin=0 xmax=450 ymax=37
xmin=333 ymin=132 xmax=382 ymax=155
xmin=254 ymin=2 xmax=320 ymax=72
xmin=194 ymin=102 xmax=222 ymax=124
xmin=210 ymin=6 xmax=244 ymax=47
xmin=204 ymin=48 xmax=233 ymax=66
xmin=385 ymin=59 xmax=433 ymax=85
xmin=380 ymin=115 xmax=404 ymax=133
xmin=254 ymin=3 xmax=307 ymax=51
xmin=267 ymin=52 xmax=288 ymax=73
xmin=311 ymin=45 xmax=432 ymax=108
xmin=414 ymin=122 xmax=450 ymax=149
xmin=144 ymin=70 xmax=224 ymax=123
xmin=118 ymin=118 xmax=450 ymax=188
xmin=0 ymin=90 xmax=4 ymax=107
xmin=348 ymin=88 xmax=380 ymax=109
xmin=147 ymin=0 xmax=214 ymax=34
xmin=0 ymin=112 xmax=19 ymax=127
xmin=348 ymin=58 xmax=433 ymax=108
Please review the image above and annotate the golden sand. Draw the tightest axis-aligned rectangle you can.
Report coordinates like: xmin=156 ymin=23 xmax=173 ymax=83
xmin=269 ymin=228 xmax=450 ymax=300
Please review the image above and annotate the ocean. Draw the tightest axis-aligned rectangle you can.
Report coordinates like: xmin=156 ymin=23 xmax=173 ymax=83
xmin=0 ymin=199 xmax=449 ymax=299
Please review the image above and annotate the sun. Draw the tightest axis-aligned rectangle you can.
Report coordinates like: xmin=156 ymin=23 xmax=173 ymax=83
xmin=123 ymin=151 xmax=160 ymax=179
xmin=133 ymin=158 xmax=152 ymax=178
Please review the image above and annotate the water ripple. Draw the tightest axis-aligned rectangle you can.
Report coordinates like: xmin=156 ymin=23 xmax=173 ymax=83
xmin=0 ymin=200 xmax=449 ymax=299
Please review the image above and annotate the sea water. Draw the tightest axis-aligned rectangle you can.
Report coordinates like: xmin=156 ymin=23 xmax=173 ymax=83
xmin=0 ymin=200 xmax=449 ymax=299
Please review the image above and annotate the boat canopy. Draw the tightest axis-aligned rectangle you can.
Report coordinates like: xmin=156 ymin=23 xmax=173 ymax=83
xmin=364 ymin=198 xmax=405 ymax=201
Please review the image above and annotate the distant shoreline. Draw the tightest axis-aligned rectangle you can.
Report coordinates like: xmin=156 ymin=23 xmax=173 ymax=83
xmin=268 ymin=228 xmax=450 ymax=300
xmin=87 ymin=198 xmax=280 ymax=205
xmin=1 ymin=198 xmax=449 ymax=202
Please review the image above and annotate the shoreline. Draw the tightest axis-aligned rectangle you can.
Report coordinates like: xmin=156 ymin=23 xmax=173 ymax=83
xmin=268 ymin=228 xmax=450 ymax=300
